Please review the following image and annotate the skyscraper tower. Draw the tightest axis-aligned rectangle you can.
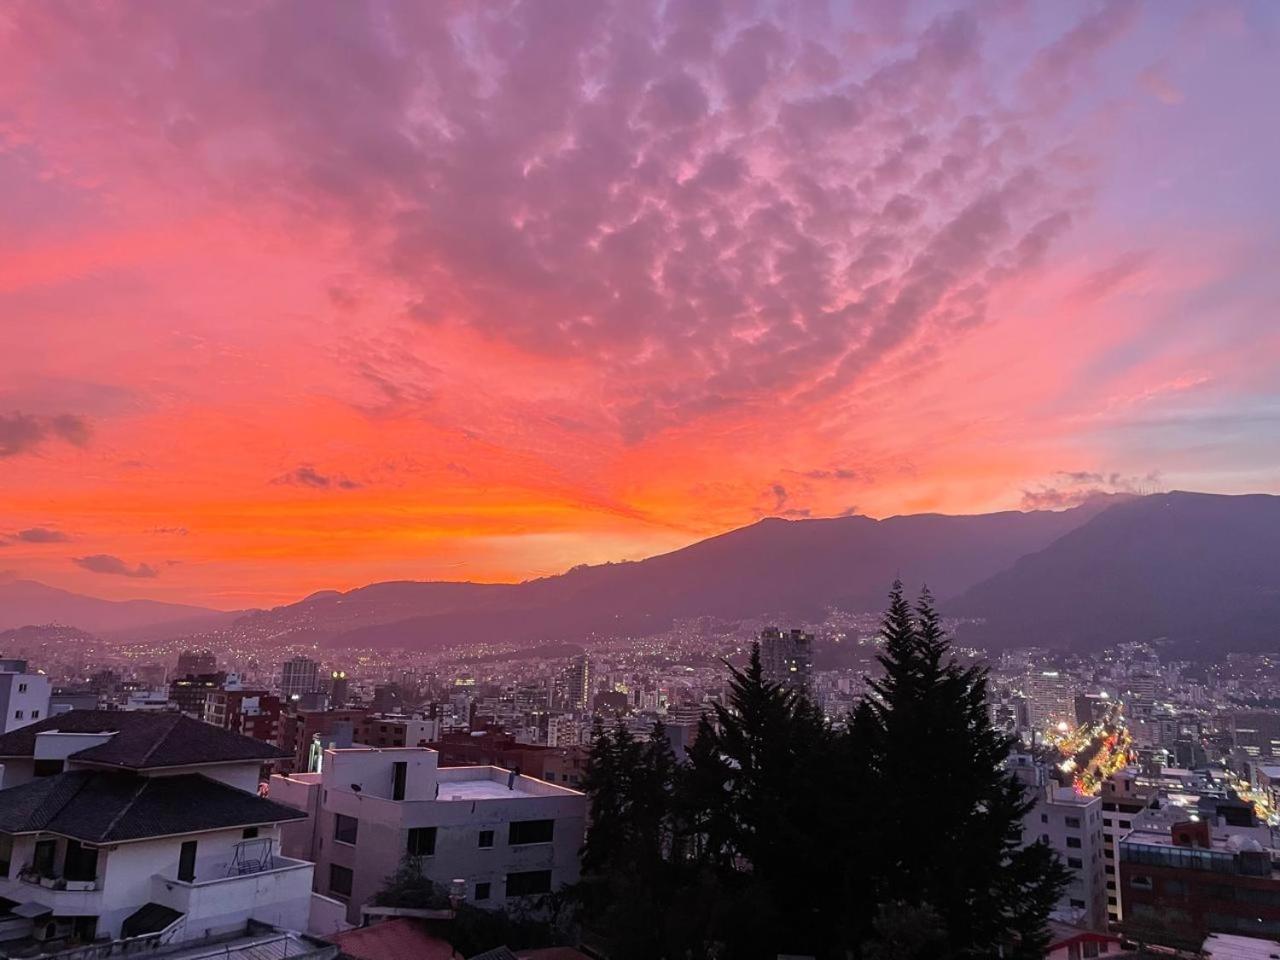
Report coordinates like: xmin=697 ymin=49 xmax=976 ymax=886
xmin=759 ymin=627 xmax=813 ymax=695
xmin=281 ymin=656 xmax=320 ymax=702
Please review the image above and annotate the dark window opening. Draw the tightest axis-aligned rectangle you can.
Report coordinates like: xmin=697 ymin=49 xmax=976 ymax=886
xmin=509 ymin=819 xmax=554 ymax=846
xmin=334 ymin=814 xmax=359 ymax=844
xmin=506 ymin=869 xmax=552 ymax=897
xmin=329 ymin=864 xmax=353 ymax=899
xmin=407 ymin=827 xmax=436 ymax=857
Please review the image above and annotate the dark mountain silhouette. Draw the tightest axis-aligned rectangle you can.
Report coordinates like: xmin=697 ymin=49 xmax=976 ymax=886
xmin=951 ymin=491 xmax=1280 ymax=652
xmin=243 ymin=499 xmax=1119 ymax=649
xmin=0 ymin=577 xmax=235 ymax=635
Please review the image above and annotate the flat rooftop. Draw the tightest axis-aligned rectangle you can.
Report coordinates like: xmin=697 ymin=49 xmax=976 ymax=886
xmin=436 ymin=780 xmax=525 ymax=801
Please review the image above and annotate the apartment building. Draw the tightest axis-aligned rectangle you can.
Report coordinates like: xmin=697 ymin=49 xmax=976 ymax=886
xmin=272 ymin=745 xmax=586 ymax=925
xmin=0 ymin=661 xmax=51 ymax=734
xmin=0 ymin=710 xmax=314 ymax=951
xmin=1023 ymin=781 xmax=1109 ymax=931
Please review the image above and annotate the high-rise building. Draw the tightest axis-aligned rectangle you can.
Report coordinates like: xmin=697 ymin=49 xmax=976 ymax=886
xmin=558 ymin=655 xmax=590 ymax=710
xmin=281 ymin=656 xmax=320 ymax=702
xmin=329 ymin=670 xmax=350 ymax=707
xmin=1028 ymin=670 xmax=1075 ymax=731
xmin=176 ymin=649 xmax=217 ymax=677
xmin=759 ymin=628 xmax=813 ymax=694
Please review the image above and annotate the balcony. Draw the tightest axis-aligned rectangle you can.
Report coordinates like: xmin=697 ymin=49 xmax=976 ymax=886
xmin=151 ymin=852 xmax=313 ymax=937
xmin=0 ymin=869 xmax=104 ymax=915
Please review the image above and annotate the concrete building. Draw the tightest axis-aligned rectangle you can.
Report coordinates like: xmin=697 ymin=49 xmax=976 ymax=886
xmin=1100 ymin=769 xmax=1158 ymax=926
xmin=759 ymin=628 xmax=814 ymax=695
xmin=1028 ymin=671 xmax=1075 ymax=732
xmin=1022 ymin=779 xmax=1109 ymax=931
xmin=272 ymin=745 xmax=586 ymax=925
xmin=556 ymin=656 xmax=591 ymax=711
xmin=0 ymin=710 xmax=314 ymax=950
xmin=1229 ymin=712 xmax=1280 ymax=761
xmin=1120 ymin=820 xmax=1280 ymax=948
xmin=281 ymin=657 xmax=321 ymax=703
xmin=205 ymin=689 xmax=284 ymax=743
xmin=176 ymin=650 xmax=218 ymax=677
xmin=0 ymin=663 xmax=51 ymax=733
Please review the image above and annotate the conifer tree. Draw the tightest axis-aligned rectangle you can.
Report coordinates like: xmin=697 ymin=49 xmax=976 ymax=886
xmin=857 ymin=583 xmax=1069 ymax=958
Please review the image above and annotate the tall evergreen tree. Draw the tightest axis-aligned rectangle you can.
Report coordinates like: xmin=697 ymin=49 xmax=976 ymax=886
xmin=857 ymin=583 xmax=1069 ymax=958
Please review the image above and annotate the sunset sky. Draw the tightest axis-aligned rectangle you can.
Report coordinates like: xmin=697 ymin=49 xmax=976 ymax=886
xmin=2 ymin=0 xmax=1279 ymax=608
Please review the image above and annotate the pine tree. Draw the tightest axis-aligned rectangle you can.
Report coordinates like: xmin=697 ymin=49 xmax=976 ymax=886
xmin=855 ymin=584 xmax=1069 ymax=958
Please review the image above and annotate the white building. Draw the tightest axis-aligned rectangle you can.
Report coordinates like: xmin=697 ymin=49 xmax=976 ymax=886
xmin=0 ymin=662 xmax=51 ymax=734
xmin=271 ymin=745 xmax=586 ymax=925
xmin=0 ymin=710 xmax=316 ymax=951
xmin=1011 ymin=755 xmax=1108 ymax=931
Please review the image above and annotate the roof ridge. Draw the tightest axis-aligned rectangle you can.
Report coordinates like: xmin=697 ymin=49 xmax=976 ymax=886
xmin=98 ymin=774 xmax=151 ymax=842
xmin=135 ymin=712 xmax=184 ymax=767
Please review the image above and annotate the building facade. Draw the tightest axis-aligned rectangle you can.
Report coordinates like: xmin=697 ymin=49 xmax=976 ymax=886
xmin=272 ymin=745 xmax=586 ymax=924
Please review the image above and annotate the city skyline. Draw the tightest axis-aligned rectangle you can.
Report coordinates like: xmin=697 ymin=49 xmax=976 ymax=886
xmin=4 ymin=1 xmax=1280 ymax=607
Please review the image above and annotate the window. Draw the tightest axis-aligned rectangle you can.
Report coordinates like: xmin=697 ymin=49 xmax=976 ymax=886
xmin=478 ymin=830 xmax=494 ymax=849
xmin=475 ymin=881 xmax=491 ymax=901
xmin=243 ymin=827 xmax=259 ymax=839
xmin=509 ymin=819 xmax=554 ymax=846
xmin=1104 ymin=848 xmax=1114 ymax=858
xmin=1065 ymin=816 xmax=1081 ymax=829
xmin=334 ymin=814 xmax=359 ymax=845
xmin=17 ymin=683 xmax=26 ymax=693
xmin=1041 ymin=813 xmax=1049 ymax=823
xmin=1119 ymin=820 xmax=1131 ymax=829
xmin=1067 ymin=857 xmax=1083 ymax=869
xmin=407 ymin=827 xmax=436 ymax=857
xmin=1105 ymin=880 xmax=1115 ymax=890
xmin=1103 ymin=818 xmax=1113 ymax=827
xmin=329 ymin=864 xmax=353 ymax=900
xmin=1084 ymin=941 xmax=1099 ymax=958
xmin=30 ymin=710 xmax=38 ymax=719
xmin=1066 ymin=836 xmax=1082 ymax=848
xmin=64 ymin=840 xmax=98 ymax=882
xmin=1108 ymin=896 xmax=1117 ymax=906
xmin=392 ymin=762 xmax=407 ymax=801
xmin=1130 ymin=875 xmax=1153 ymax=890
xmin=1105 ymin=864 xmax=1114 ymax=874
xmin=13 ymin=711 xmax=21 ymax=720
xmin=506 ymin=870 xmax=552 ymax=897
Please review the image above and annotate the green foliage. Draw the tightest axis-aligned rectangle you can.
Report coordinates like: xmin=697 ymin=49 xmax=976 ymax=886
xmin=572 ymin=582 xmax=1070 ymax=960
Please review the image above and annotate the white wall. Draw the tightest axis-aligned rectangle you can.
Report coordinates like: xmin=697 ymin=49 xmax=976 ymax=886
xmin=286 ymin=747 xmax=586 ymax=924
xmin=0 ymin=674 xmax=52 ymax=733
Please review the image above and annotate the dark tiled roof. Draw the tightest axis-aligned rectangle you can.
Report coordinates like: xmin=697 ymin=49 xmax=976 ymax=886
xmin=0 ymin=710 xmax=286 ymax=768
xmin=121 ymin=902 xmax=184 ymax=938
xmin=0 ymin=771 xmax=305 ymax=842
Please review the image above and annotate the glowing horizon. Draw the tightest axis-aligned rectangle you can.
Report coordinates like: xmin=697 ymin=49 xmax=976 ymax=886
xmin=3 ymin=1 xmax=1279 ymax=608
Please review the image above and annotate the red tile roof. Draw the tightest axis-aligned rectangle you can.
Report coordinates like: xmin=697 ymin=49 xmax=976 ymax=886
xmin=330 ymin=918 xmax=457 ymax=960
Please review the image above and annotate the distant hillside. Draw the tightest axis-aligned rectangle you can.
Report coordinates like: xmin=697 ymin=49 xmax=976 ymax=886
xmin=239 ymin=500 xmax=1116 ymax=649
xmin=0 ymin=578 xmax=235 ymax=635
xmin=951 ymin=492 xmax=1280 ymax=652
